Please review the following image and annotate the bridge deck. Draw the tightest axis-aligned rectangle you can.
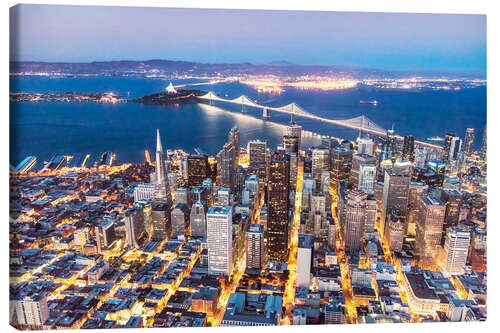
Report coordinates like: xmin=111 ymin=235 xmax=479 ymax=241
xmin=197 ymin=92 xmax=442 ymax=150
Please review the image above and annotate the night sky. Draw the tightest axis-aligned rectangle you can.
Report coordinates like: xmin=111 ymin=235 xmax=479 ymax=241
xmin=10 ymin=5 xmax=486 ymax=75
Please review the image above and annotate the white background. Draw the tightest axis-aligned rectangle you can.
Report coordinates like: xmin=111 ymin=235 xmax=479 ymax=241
xmin=2 ymin=1 xmax=498 ymax=332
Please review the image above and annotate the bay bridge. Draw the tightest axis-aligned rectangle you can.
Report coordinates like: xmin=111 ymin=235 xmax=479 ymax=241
xmin=196 ymin=91 xmax=443 ymax=150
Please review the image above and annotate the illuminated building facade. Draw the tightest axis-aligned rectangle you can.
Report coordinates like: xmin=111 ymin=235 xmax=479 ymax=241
xmin=344 ymin=190 xmax=367 ymax=254
xmin=228 ymin=126 xmax=240 ymax=168
xmin=154 ymin=129 xmax=171 ymax=203
xmin=289 ymin=152 xmax=299 ymax=190
xmin=312 ymin=148 xmax=329 ymax=192
xmin=364 ymin=195 xmax=377 ymax=235
xmin=233 ymin=165 xmax=248 ymax=199
xmin=377 ymin=159 xmax=393 ymax=182
xmin=330 ymin=147 xmax=352 ymax=193
xmin=171 ymin=203 xmax=188 ymax=238
xmin=448 ymin=136 xmax=462 ymax=163
xmin=356 ymin=136 xmax=374 ymax=155
xmin=402 ymin=135 xmax=415 ymax=161
xmin=284 ymin=121 xmax=302 ymax=152
xmin=443 ymin=132 xmax=455 ymax=161
xmin=95 ymin=218 xmax=116 ymax=253
xmin=247 ymin=140 xmax=267 ymax=185
xmin=416 ymin=196 xmax=445 ymax=268
xmin=190 ymin=200 xmax=207 ymax=237
xmin=133 ymin=183 xmax=155 ymax=202
xmin=381 ymin=128 xmax=397 ymax=162
xmin=470 ymin=227 xmax=487 ymax=272
xmin=407 ymin=182 xmax=428 ymax=234
xmin=74 ymin=227 xmax=90 ymax=248
xmin=328 ymin=215 xmax=336 ymax=248
xmin=187 ymin=154 xmax=209 ymax=188
xmin=463 ymin=128 xmax=475 ymax=155
xmin=174 ymin=187 xmax=190 ymax=206
xmin=381 ymin=169 xmax=410 ymax=237
xmin=207 ymin=206 xmax=233 ymax=276
xmin=13 ymin=295 xmax=49 ymax=329
xmin=386 ymin=209 xmax=405 ymax=252
xmin=151 ymin=201 xmax=171 ymax=241
xmin=440 ymin=189 xmax=463 ymax=235
xmin=480 ymin=126 xmax=487 ymax=161
xmin=283 ymin=135 xmax=299 ymax=154
xmin=246 ymin=224 xmax=264 ymax=271
xmin=217 ymin=142 xmax=236 ymax=189
xmin=358 ymin=163 xmax=376 ymax=195
xmin=266 ymin=149 xmax=290 ymax=262
xmin=444 ymin=227 xmax=470 ymax=275
xmin=124 ymin=207 xmax=145 ymax=248
xmin=297 ymin=234 xmax=313 ymax=288
xmin=350 ymin=153 xmax=377 ymax=190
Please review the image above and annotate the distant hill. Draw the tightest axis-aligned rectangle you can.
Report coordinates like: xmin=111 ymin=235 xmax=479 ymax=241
xmin=9 ymin=59 xmax=483 ymax=79
xmin=9 ymin=59 xmax=384 ymax=78
xmin=267 ymin=60 xmax=296 ymax=67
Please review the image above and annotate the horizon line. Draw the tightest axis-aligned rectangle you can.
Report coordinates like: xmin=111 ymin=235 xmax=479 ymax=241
xmin=9 ymin=58 xmax=486 ymax=78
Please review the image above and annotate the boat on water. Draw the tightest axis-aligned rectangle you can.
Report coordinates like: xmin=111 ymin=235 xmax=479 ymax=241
xmin=427 ymin=136 xmax=445 ymax=142
xmin=360 ymin=100 xmax=378 ymax=105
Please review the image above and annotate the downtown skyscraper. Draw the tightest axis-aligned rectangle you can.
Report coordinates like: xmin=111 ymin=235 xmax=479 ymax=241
xmin=311 ymin=147 xmax=330 ymax=192
xmin=228 ymin=126 xmax=240 ymax=168
xmin=246 ymin=224 xmax=265 ymax=272
xmin=124 ymin=207 xmax=145 ymax=248
xmin=463 ymin=128 xmax=475 ymax=155
xmin=350 ymin=153 xmax=377 ymax=190
xmin=151 ymin=129 xmax=173 ymax=241
xmin=380 ymin=128 xmax=397 ymax=162
xmin=358 ymin=163 xmax=376 ymax=195
xmin=480 ymin=126 xmax=487 ymax=161
xmin=330 ymin=147 xmax=352 ymax=192
xmin=284 ymin=121 xmax=302 ymax=151
xmin=443 ymin=132 xmax=462 ymax=163
xmin=402 ymin=135 xmax=415 ymax=161
xmin=416 ymin=196 xmax=445 ymax=269
xmin=356 ymin=135 xmax=374 ymax=155
xmin=297 ymin=233 xmax=313 ymax=288
xmin=154 ymin=129 xmax=172 ymax=204
xmin=444 ymin=227 xmax=471 ymax=275
xmin=344 ymin=190 xmax=367 ymax=254
xmin=187 ymin=154 xmax=209 ymax=188
xmin=217 ymin=143 xmax=236 ymax=190
xmin=248 ymin=140 xmax=267 ymax=185
xmin=207 ymin=205 xmax=233 ymax=276
xmin=283 ymin=135 xmax=299 ymax=154
xmin=216 ymin=127 xmax=240 ymax=190
xmin=266 ymin=149 xmax=290 ymax=262
xmin=190 ymin=200 xmax=207 ymax=237
xmin=381 ymin=167 xmax=410 ymax=237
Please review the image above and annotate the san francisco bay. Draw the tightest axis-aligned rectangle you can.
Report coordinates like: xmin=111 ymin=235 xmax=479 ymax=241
xmin=10 ymin=76 xmax=486 ymax=166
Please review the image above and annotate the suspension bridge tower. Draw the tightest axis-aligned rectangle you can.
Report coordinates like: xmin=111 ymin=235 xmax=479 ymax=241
xmin=262 ymin=107 xmax=269 ymax=120
xmin=241 ymin=96 xmax=247 ymax=113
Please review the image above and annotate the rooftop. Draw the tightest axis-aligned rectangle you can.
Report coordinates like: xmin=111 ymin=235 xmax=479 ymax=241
xmin=207 ymin=205 xmax=232 ymax=215
xmin=404 ymin=272 xmax=439 ymax=300
xmin=421 ymin=196 xmax=444 ymax=206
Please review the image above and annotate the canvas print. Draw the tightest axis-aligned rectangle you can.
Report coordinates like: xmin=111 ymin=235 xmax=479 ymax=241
xmin=9 ymin=4 xmax=487 ymax=330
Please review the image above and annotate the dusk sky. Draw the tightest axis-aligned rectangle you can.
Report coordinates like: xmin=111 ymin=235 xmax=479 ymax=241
xmin=10 ymin=4 xmax=486 ymax=75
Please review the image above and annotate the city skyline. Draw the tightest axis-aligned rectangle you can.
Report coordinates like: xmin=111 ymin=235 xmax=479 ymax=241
xmin=9 ymin=4 xmax=487 ymax=330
